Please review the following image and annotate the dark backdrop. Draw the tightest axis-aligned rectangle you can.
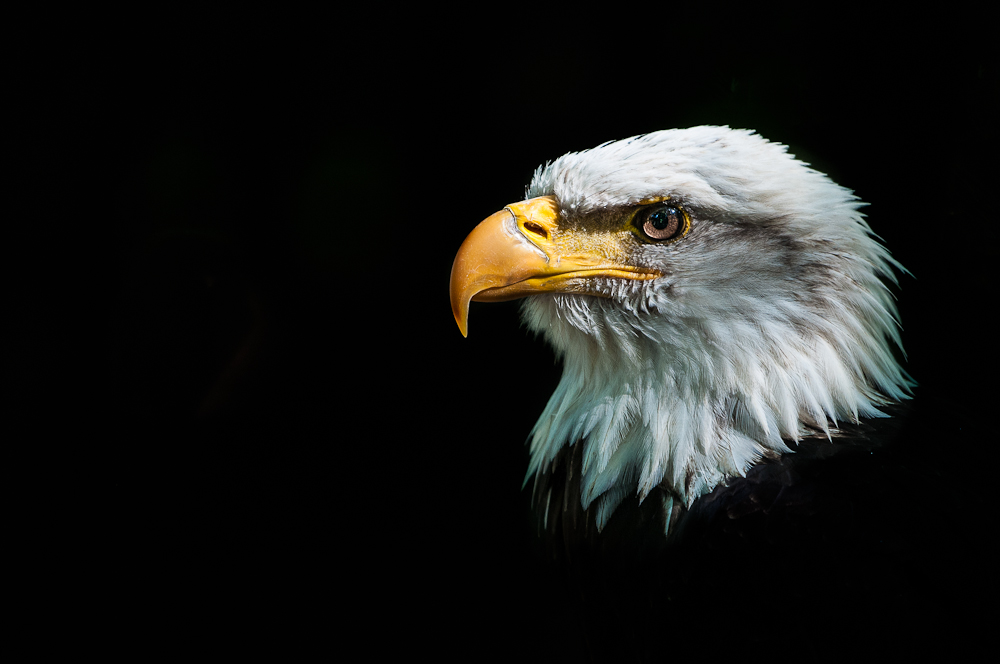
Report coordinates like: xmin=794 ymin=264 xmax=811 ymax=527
xmin=18 ymin=9 xmax=995 ymax=659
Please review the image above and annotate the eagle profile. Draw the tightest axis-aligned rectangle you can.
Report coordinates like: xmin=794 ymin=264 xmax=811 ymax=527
xmin=450 ymin=126 xmax=912 ymax=540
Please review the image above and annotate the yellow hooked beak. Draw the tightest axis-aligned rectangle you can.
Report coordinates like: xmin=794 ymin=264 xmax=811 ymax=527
xmin=449 ymin=196 xmax=661 ymax=336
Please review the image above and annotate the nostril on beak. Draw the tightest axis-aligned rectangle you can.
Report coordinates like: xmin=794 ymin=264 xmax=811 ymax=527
xmin=523 ymin=221 xmax=548 ymax=240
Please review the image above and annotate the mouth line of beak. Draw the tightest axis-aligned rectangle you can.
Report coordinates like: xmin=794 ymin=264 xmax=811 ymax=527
xmin=473 ymin=267 xmax=662 ymax=302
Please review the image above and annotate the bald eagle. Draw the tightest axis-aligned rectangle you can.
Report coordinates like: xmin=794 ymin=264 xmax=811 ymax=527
xmin=450 ymin=126 xmax=912 ymax=543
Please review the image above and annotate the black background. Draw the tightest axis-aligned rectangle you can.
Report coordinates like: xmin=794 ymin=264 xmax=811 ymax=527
xmin=16 ymin=8 xmax=996 ymax=659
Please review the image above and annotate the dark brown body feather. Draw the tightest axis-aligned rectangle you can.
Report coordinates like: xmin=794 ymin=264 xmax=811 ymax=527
xmin=522 ymin=395 xmax=986 ymax=660
xmin=530 ymin=401 xmax=913 ymax=560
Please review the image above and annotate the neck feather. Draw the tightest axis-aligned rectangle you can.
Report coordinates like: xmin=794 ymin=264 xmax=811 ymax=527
xmin=521 ymin=290 xmax=911 ymax=531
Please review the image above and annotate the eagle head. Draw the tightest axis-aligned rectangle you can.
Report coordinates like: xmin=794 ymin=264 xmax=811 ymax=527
xmin=450 ymin=126 xmax=912 ymax=534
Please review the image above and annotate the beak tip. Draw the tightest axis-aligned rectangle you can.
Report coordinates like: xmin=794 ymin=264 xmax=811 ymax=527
xmin=454 ymin=308 xmax=469 ymax=338
xmin=451 ymin=260 xmax=472 ymax=338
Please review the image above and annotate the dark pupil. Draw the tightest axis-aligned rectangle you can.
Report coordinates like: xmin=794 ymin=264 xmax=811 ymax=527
xmin=650 ymin=209 xmax=674 ymax=229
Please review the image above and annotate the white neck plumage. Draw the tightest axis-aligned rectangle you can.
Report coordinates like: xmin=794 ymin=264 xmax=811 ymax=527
xmin=521 ymin=277 xmax=910 ymax=532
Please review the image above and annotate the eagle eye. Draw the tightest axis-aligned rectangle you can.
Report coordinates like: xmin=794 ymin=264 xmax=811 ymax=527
xmin=635 ymin=204 xmax=689 ymax=242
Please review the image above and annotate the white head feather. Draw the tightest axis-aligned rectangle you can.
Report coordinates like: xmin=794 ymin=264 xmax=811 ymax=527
xmin=519 ymin=126 xmax=912 ymax=531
